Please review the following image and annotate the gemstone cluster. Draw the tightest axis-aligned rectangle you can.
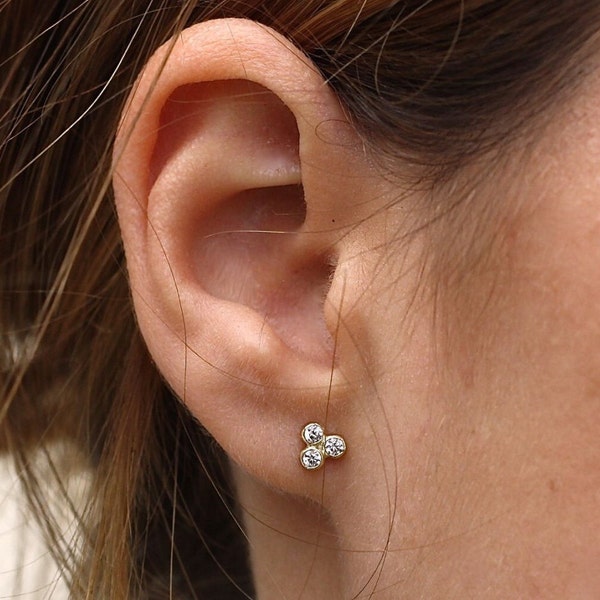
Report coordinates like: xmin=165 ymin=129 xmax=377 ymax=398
xmin=300 ymin=422 xmax=347 ymax=470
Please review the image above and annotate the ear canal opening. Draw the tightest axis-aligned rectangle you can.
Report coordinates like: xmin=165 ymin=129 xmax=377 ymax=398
xmin=194 ymin=182 xmax=307 ymax=305
xmin=195 ymin=183 xmax=335 ymax=363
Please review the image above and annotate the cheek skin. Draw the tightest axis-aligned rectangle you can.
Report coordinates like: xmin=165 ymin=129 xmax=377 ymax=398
xmin=427 ymin=183 xmax=600 ymax=598
xmin=359 ymin=75 xmax=600 ymax=597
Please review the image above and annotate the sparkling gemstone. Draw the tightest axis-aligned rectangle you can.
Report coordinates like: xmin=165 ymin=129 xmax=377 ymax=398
xmin=324 ymin=435 xmax=346 ymax=458
xmin=301 ymin=447 xmax=323 ymax=470
xmin=302 ymin=422 xmax=324 ymax=445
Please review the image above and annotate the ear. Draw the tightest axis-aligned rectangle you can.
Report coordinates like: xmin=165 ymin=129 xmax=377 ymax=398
xmin=112 ymin=18 xmax=378 ymax=496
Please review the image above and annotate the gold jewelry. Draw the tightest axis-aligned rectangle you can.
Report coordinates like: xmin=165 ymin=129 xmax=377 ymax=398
xmin=300 ymin=422 xmax=346 ymax=470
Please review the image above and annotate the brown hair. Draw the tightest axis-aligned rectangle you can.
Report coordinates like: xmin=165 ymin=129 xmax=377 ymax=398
xmin=1 ymin=0 xmax=599 ymax=597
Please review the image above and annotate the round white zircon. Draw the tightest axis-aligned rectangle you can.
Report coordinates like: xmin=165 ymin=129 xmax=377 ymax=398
xmin=302 ymin=422 xmax=324 ymax=445
xmin=324 ymin=435 xmax=346 ymax=459
xmin=301 ymin=447 xmax=324 ymax=470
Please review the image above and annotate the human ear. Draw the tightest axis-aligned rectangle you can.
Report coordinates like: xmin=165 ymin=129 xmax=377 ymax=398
xmin=112 ymin=18 xmax=376 ymax=497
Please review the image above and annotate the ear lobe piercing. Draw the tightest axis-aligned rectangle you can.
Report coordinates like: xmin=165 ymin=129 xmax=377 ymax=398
xmin=300 ymin=422 xmax=346 ymax=470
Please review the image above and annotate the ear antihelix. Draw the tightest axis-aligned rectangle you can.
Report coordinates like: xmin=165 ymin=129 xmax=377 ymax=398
xmin=147 ymin=79 xmax=337 ymax=366
xmin=151 ymin=80 xmax=302 ymax=191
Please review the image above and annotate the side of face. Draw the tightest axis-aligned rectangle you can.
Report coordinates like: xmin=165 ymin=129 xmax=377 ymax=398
xmin=350 ymin=66 xmax=600 ymax=597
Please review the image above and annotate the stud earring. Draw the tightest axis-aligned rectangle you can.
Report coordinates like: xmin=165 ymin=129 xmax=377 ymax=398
xmin=300 ymin=422 xmax=346 ymax=470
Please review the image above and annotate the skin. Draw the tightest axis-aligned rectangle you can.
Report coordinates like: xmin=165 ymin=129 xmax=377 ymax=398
xmin=114 ymin=19 xmax=600 ymax=599
xmin=238 ymin=76 xmax=600 ymax=596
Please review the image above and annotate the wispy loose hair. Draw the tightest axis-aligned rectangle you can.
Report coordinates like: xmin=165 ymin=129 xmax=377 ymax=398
xmin=1 ymin=0 xmax=599 ymax=597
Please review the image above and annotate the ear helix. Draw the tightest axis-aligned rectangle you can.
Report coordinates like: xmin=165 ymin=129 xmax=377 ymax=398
xmin=113 ymin=19 xmax=363 ymax=492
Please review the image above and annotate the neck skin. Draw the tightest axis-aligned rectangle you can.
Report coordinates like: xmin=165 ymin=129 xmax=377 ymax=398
xmin=232 ymin=441 xmax=407 ymax=600
xmin=233 ymin=467 xmax=345 ymax=599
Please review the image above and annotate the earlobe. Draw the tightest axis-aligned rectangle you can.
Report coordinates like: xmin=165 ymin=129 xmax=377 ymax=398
xmin=112 ymin=19 xmax=372 ymax=495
